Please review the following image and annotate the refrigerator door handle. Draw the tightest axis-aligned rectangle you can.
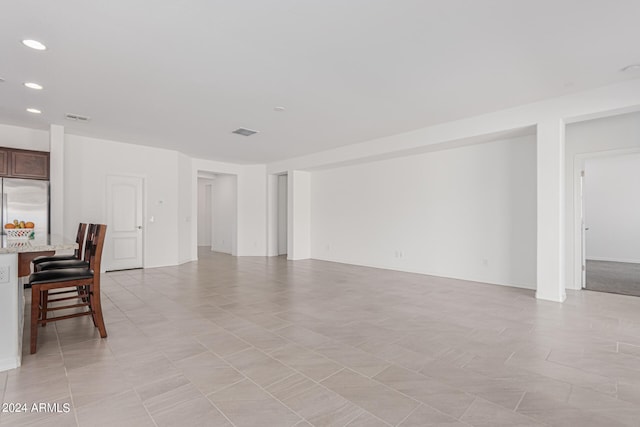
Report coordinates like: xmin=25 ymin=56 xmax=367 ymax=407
xmin=1 ymin=192 xmax=7 ymax=234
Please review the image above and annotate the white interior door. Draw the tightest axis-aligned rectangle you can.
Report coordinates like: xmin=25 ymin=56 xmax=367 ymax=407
xmin=106 ymin=175 xmax=143 ymax=271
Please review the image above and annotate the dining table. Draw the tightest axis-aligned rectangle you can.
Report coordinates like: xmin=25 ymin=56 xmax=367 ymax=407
xmin=0 ymin=234 xmax=78 ymax=372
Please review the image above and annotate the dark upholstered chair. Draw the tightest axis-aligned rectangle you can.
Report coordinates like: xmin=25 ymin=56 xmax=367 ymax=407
xmin=32 ymin=223 xmax=87 ymax=271
xmin=28 ymin=224 xmax=108 ymax=354
xmin=34 ymin=223 xmax=91 ymax=272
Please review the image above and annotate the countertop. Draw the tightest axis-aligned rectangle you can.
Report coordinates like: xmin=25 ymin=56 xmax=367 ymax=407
xmin=0 ymin=234 xmax=77 ymax=254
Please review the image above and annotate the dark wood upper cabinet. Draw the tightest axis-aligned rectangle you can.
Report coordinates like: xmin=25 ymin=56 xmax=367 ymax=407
xmin=0 ymin=148 xmax=50 ymax=180
xmin=0 ymin=149 xmax=9 ymax=176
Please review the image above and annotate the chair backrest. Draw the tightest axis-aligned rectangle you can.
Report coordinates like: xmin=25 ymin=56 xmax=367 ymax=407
xmin=75 ymin=223 xmax=88 ymax=259
xmin=87 ymin=224 xmax=107 ymax=273
xmin=83 ymin=224 xmax=98 ymax=263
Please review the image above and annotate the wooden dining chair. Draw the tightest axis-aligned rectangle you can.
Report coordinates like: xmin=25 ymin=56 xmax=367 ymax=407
xmin=34 ymin=223 xmax=92 ymax=272
xmin=28 ymin=224 xmax=108 ymax=354
xmin=32 ymin=223 xmax=88 ymax=270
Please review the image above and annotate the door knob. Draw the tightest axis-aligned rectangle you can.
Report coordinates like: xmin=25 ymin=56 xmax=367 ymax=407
xmin=137 ymin=226 xmax=143 ymax=229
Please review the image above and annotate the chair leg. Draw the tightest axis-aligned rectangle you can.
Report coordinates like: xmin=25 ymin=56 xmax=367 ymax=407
xmin=41 ymin=290 xmax=48 ymax=327
xmin=87 ymin=290 xmax=97 ymax=327
xmin=91 ymin=285 xmax=107 ymax=338
xmin=30 ymin=286 xmax=41 ymax=354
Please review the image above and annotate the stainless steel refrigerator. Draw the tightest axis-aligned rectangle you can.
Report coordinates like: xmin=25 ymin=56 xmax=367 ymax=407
xmin=1 ymin=178 xmax=49 ymax=236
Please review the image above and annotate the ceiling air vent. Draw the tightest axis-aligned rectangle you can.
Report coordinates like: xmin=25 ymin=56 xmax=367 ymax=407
xmin=65 ymin=113 xmax=91 ymax=122
xmin=232 ymin=128 xmax=258 ymax=137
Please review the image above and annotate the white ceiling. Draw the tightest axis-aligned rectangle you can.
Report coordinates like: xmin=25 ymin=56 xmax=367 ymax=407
xmin=1 ymin=0 xmax=640 ymax=164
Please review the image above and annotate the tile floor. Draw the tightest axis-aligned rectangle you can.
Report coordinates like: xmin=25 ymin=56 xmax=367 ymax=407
xmin=586 ymin=260 xmax=640 ymax=297
xmin=2 ymin=249 xmax=640 ymax=426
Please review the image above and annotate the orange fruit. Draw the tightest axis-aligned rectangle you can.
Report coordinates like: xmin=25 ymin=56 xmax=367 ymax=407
xmin=5 ymin=223 xmax=15 ymax=229
xmin=25 ymin=222 xmax=35 ymax=229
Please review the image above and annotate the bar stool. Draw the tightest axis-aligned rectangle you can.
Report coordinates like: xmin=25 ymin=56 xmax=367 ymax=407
xmin=28 ymin=224 xmax=108 ymax=354
xmin=34 ymin=223 xmax=91 ymax=272
xmin=32 ymin=223 xmax=87 ymax=271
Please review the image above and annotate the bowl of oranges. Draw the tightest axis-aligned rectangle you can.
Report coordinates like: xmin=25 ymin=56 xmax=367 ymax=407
xmin=4 ymin=220 xmax=35 ymax=239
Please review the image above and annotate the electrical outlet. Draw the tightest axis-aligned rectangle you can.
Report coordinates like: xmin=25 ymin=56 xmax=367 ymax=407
xmin=0 ymin=265 xmax=10 ymax=283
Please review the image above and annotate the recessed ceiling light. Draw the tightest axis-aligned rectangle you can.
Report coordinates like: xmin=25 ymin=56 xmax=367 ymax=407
xmin=22 ymin=39 xmax=47 ymax=50
xmin=24 ymin=82 xmax=43 ymax=90
xmin=621 ymin=64 xmax=640 ymax=72
xmin=26 ymin=108 xmax=41 ymax=114
xmin=274 ymin=106 xmax=286 ymax=112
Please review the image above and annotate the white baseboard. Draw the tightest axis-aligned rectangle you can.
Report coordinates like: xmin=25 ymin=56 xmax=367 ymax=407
xmin=536 ymin=290 xmax=567 ymax=303
xmin=310 ymin=255 xmax=536 ymax=291
xmin=0 ymin=356 xmax=20 ymax=373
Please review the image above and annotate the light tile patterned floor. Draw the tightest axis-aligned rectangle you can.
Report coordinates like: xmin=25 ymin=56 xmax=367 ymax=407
xmin=2 ymin=249 xmax=640 ymax=426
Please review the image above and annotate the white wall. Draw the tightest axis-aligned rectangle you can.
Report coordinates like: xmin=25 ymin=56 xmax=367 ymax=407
xmin=0 ymin=123 xmax=49 ymax=151
xmin=310 ymin=135 xmax=537 ymax=289
xmin=64 ymin=134 xmax=180 ymax=269
xmin=268 ymin=79 xmax=640 ymax=301
xmin=197 ymin=178 xmax=213 ymax=246
xmin=212 ymin=175 xmax=237 ymax=255
xmin=565 ymin=111 xmax=640 ymax=288
xmin=236 ymin=165 xmax=268 ymax=256
xmin=584 ymin=154 xmax=640 ymax=263
xmin=177 ymin=153 xmax=193 ymax=263
xmin=277 ymin=174 xmax=288 ymax=255
xmin=0 ymin=123 xmax=269 ymax=268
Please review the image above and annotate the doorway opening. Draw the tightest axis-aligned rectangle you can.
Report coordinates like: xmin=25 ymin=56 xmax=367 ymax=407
xmin=197 ymin=171 xmax=237 ymax=256
xmin=277 ymin=174 xmax=288 ymax=256
xmin=581 ymin=153 xmax=640 ymax=296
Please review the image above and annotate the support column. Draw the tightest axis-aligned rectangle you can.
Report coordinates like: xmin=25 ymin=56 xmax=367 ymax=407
xmin=49 ymin=125 xmax=64 ymax=237
xmin=536 ymin=118 xmax=566 ymax=302
xmin=287 ymin=170 xmax=311 ymax=260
